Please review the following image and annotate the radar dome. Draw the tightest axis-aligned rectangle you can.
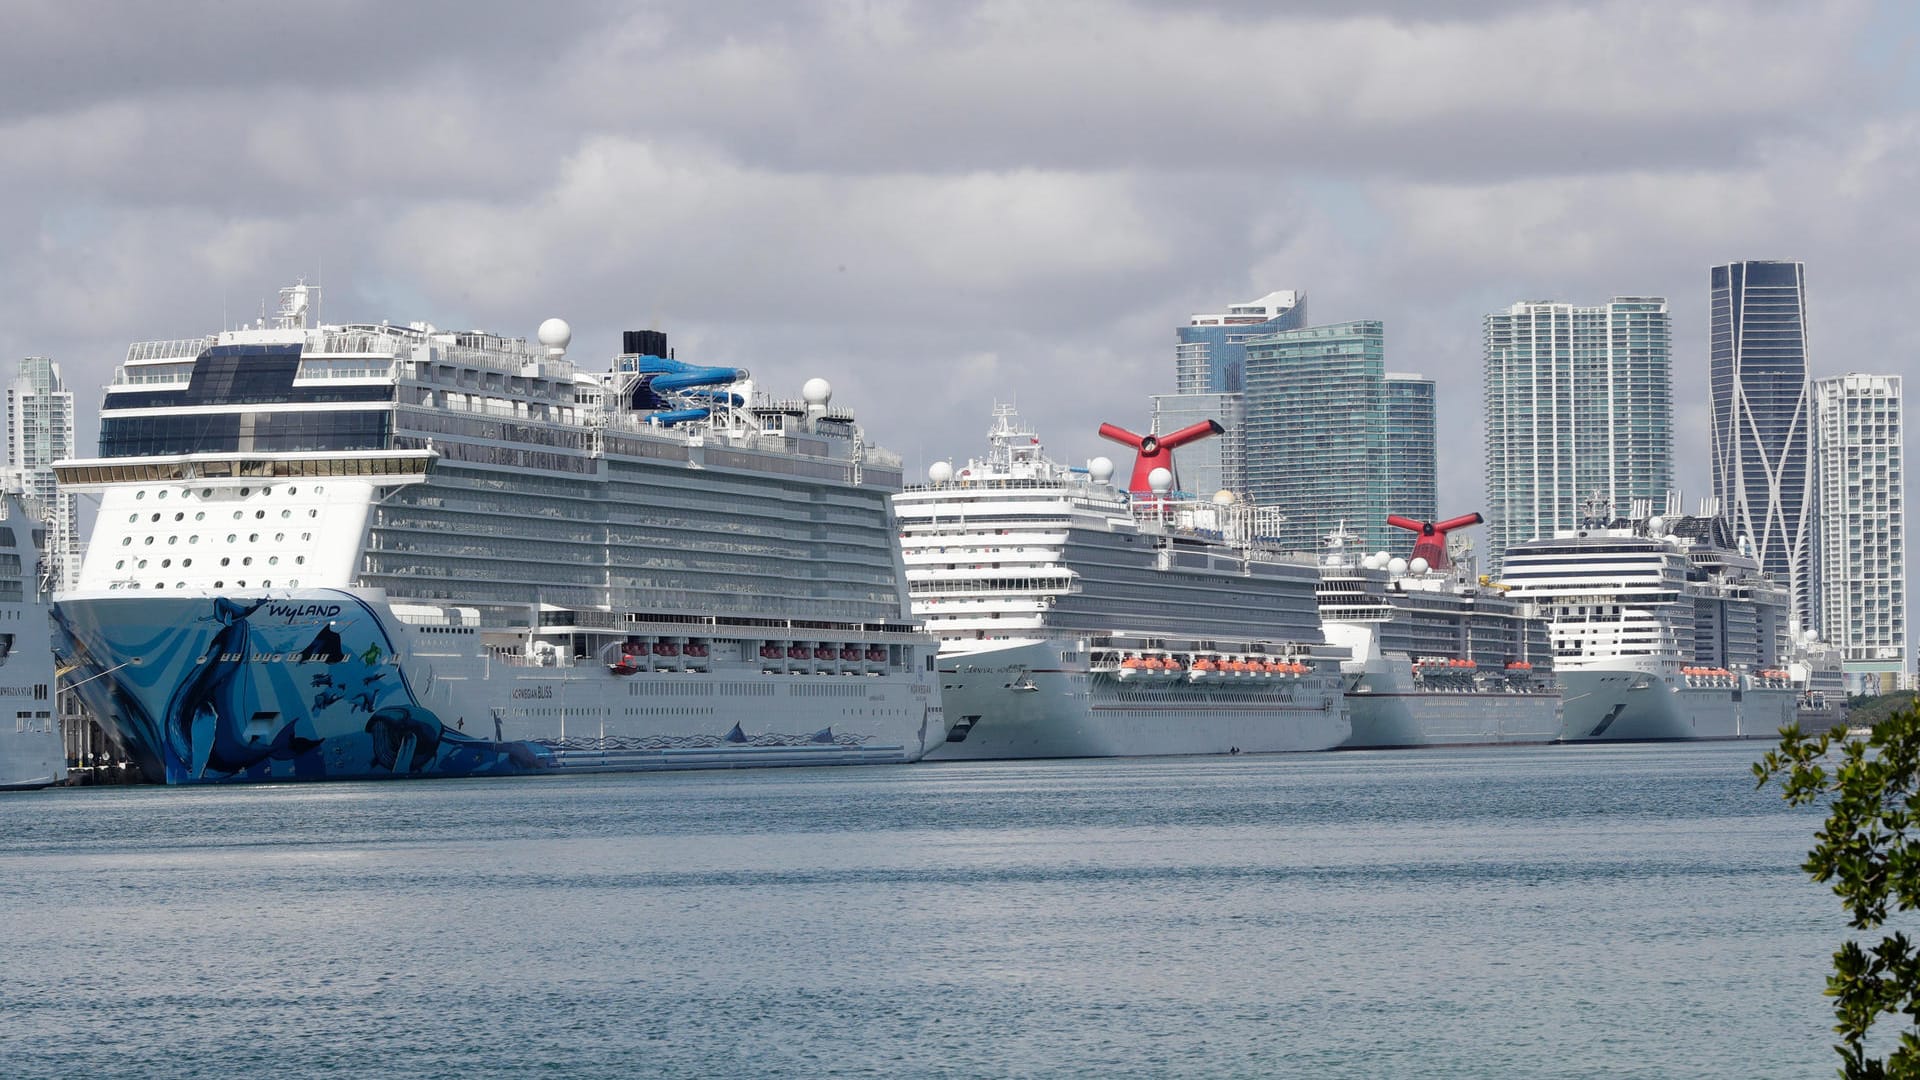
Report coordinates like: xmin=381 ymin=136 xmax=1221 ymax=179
xmin=1088 ymin=457 xmax=1115 ymax=484
xmin=537 ymin=317 xmax=572 ymax=351
xmin=1387 ymin=557 xmax=1408 ymax=576
xmin=1804 ymin=630 xmax=1821 ymax=644
xmin=1647 ymin=516 xmax=1665 ymax=535
xmin=1361 ymin=554 xmax=1383 ymax=570
xmin=802 ymin=378 xmax=833 ymax=406
xmin=928 ymin=461 xmax=954 ymax=485
xmin=1212 ymin=489 xmax=1236 ymax=505
xmin=1409 ymin=557 xmax=1430 ymax=575
xmin=1147 ymin=467 xmax=1174 ymax=493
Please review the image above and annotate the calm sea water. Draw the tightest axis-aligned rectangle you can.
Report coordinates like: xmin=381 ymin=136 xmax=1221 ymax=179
xmin=0 ymin=743 xmax=1854 ymax=1078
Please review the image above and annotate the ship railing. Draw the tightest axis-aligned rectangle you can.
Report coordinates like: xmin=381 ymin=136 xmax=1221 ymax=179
xmin=110 ymin=370 xmax=195 ymax=387
xmin=124 ymin=337 xmax=212 ymax=364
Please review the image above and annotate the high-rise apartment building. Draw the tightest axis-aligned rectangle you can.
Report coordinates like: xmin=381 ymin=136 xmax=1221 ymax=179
xmin=1483 ymin=298 xmax=1673 ymax=573
xmin=1710 ymin=260 xmax=1813 ymax=629
xmin=1385 ymin=373 xmax=1437 ymax=527
xmin=1812 ymin=373 xmax=1906 ymax=693
xmin=1175 ymin=290 xmax=1307 ymax=395
xmin=1243 ymin=320 xmax=1399 ymax=552
xmin=4 ymin=357 xmax=77 ymax=592
xmin=1151 ymin=392 xmax=1244 ymax=498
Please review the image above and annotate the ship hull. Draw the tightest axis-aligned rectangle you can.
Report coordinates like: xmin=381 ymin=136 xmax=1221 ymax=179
xmin=1556 ymin=669 xmax=1795 ymax=742
xmin=53 ymin=589 xmax=943 ymax=784
xmin=924 ymin=639 xmax=1349 ymax=760
xmin=1340 ymin=677 xmax=1562 ymax=749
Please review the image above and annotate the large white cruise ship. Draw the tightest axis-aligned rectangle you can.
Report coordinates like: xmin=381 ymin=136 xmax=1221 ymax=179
xmin=893 ymin=406 xmax=1348 ymax=759
xmin=1317 ymin=521 xmax=1561 ymax=749
xmin=51 ymin=285 xmax=942 ymax=784
xmin=1498 ymin=495 xmax=1796 ymax=742
xmin=0 ymin=496 xmax=61 ymax=790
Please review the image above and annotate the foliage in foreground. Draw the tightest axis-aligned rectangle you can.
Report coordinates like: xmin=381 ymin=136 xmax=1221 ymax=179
xmin=1758 ymin=706 xmax=1920 ymax=1079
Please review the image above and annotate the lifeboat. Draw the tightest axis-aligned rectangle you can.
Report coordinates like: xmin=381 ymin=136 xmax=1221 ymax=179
xmin=605 ymin=642 xmax=645 ymax=676
xmin=760 ymin=645 xmax=783 ymax=660
xmin=840 ymin=646 xmax=860 ymax=662
xmin=1189 ymin=657 xmax=1216 ymax=680
xmin=653 ymin=642 xmax=680 ymax=658
xmin=788 ymin=645 xmax=809 ymax=660
xmin=1505 ymin=661 xmax=1532 ymax=671
xmin=814 ymin=646 xmax=835 ymax=661
xmin=1118 ymin=656 xmax=1143 ymax=680
xmin=866 ymin=647 xmax=887 ymax=663
xmin=685 ymin=642 xmax=710 ymax=658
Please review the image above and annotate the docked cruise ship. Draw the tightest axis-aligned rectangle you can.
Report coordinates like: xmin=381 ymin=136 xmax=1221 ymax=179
xmin=0 ymin=496 xmax=61 ymax=790
xmin=1499 ymin=495 xmax=1796 ymax=741
xmin=51 ymin=284 xmax=942 ymax=784
xmin=1318 ymin=521 xmax=1561 ymax=749
xmin=893 ymin=406 xmax=1348 ymax=759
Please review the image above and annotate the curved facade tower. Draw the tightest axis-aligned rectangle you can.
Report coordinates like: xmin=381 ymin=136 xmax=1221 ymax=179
xmin=1709 ymin=261 xmax=1812 ymax=630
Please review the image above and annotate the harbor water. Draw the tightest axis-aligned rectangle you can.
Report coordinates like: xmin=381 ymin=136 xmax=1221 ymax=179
xmin=0 ymin=743 xmax=1846 ymax=1077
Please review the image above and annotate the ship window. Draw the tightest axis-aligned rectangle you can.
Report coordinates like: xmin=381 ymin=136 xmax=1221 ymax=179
xmin=150 ymin=513 xmax=160 ymax=522
xmin=282 ymin=510 xmax=291 ymax=519
xmin=261 ymin=580 xmax=270 ymax=587
xmin=269 ymin=557 xmax=278 ymax=565
xmin=288 ymin=487 xmax=298 ymax=495
xmin=121 ymin=538 xmax=130 ymax=546
xmin=227 ymin=534 xmax=236 ymax=543
xmin=220 ymin=558 xmax=230 ymax=566
xmin=161 ymin=559 xmax=170 ymax=568
xmin=214 ymin=581 xmax=223 ymax=587
xmin=177 ymin=583 xmax=186 ymax=589
xmin=240 ymin=488 xmax=250 ymax=496
xmin=128 ymin=514 xmax=136 ymax=523
xmin=158 ymin=490 xmax=168 ymax=500
xmin=182 ymin=559 xmax=192 ymax=567
xmin=309 ymin=510 xmax=318 ymax=518
xmin=249 ymin=534 xmax=258 ymax=542
xmin=262 ymin=487 xmax=272 ymax=496
xmin=175 ymin=513 xmax=184 ymax=521
xmin=242 ymin=557 xmax=252 ymax=565
xmin=114 ymin=560 xmax=123 ymax=569
xmin=154 ymin=583 xmax=163 ymax=589
xmin=289 ymin=580 xmax=298 ymax=587
xmin=195 ymin=512 xmax=204 ymax=521
xmin=143 ymin=537 xmax=153 ymax=545
xmin=301 ymin=533 xmax=311 ymax=540
xmin=256 ymin=511 xmax=265 ymax=519
xmin=274 ymin=533 xmax=283 ymax=542
xmin=135 ymin=491 xmax=145 ymax=500
xmin=137 ymin=560 xmax=147 ymax=569
xmin=201 ymin=489 xmax=211 ymax=498
xmin=189 ymin=536 xmax=198 ymax=544
xmin=296 ymin=556 xmax=305 ymax=564
xmin=168 ymin=536 xmax=177 ymax=545
xmin=232 ymin=511 xmax=242 ymax=520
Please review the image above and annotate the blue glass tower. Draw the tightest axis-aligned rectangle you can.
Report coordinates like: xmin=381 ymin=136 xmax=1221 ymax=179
xmin=1175 ymin=291 xmax=1307 ymax=394
xmin=1710 ymin=261 xmax=1812 ymax=629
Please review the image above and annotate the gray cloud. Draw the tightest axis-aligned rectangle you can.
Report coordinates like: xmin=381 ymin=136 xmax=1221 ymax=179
xmin=0 ymin=0 xmax=1911 ymax=571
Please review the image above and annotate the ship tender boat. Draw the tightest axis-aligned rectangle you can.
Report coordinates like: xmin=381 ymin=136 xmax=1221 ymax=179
xmin=1317 ymin=520 xmax=1561 ymax=749
xmin=893 ymin=405 xmax=1348 ymax=760
xmin=1498 ymin=495 xmax=1797 ymax=742
xmin=52 ymin=284 xmax=942 ymax=784
xmin=0 ymin=496 xmax=62 ymax=790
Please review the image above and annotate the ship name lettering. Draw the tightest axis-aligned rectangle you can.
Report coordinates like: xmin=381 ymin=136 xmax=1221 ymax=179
xmin=266 ymin=603 xmax=343 ymax=622
xmin=511 ymin=686 xmax=553 ymax=700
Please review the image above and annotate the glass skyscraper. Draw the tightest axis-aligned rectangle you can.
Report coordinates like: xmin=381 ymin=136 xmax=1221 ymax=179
xmin=1482 ymin=298 xmax=1673 ymax=574
xmin=1710 ymin=260 xmax=1813 ymax=630
xmin=5 ymin=357 xmax=77 ymax=592
xmin=1175 ymin=290 xmax=1307 ymax=394
xmin=1243 ymin=321 xmax=1397 ymax=553
xmin=1812 ymin=373 xmax=1906 ymax=693
xmin=1385 ymin=374 xmax=1437 ymax=527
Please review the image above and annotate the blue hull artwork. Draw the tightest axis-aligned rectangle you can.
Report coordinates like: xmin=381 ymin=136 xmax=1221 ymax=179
xmin=54 ymin=591 xmax=550 ymax=784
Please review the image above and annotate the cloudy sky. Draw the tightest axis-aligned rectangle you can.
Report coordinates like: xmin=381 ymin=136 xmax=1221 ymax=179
xmin=4 ymin=0 xmax=1916 ymax=522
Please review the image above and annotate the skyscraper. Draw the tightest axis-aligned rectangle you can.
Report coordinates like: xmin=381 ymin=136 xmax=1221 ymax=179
xmin=1482 ymin=298 xmax=1673 ymax=573
xmin=1384 ymin=373 xmax=1437 ymax=526
xmin=1175 ymin=290 xmax=1307 ymax=394
xmin=1243 ymin=320 xmax=1397 ymax=552
xmin=1710 ymin=260 xmax=1813 ymax=630
xmin=1812 ymin=374 xmax=1906 ymax=693
xmin=4 ymin=357 xmax=77 ymax=592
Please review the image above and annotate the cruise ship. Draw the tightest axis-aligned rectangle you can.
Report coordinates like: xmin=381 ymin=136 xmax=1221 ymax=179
xmin=51 ymin=284 xmax=942 ymax=784
xmin=0 ymin=496 xmax=61 ymax=789
xmin=1318 ymin=518 xmax=1561 ymax=749
xmin=893 ymin=406 xmax=1349 ymax=759
xmin=1499 ymin=495 xmax=1796 ymax=741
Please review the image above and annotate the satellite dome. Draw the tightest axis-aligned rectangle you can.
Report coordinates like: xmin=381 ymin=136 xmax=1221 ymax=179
xmin=1088 ymin=456 xmax=1115 ymax=484
xmin=1212 ymin=489 xmax=1236 ymax=505
xmin=1387 ymin=557 xmax=1408 ymax=576
xmin=1375 ymin=552 xmax=1391 ymax=564
xmin=1147 ymin=467 xmax=1173 ymax=493
xmin=1804 ymin=630 xmax=1821 ymax=644
xmin=1647 ymin=515 xmax=1665 ymax=535
xmin=802 ymin=377 xmax=833 ymax=406
xmin=1409 ymin=556 xmax=1430 ymax=575
xmin=1361 ymin=554 xmax=1383 ymax=570
xmin=928 ymin=461 xmax=954 ymax=485
xmin=537 ymin=317 xmax=572 ymax=351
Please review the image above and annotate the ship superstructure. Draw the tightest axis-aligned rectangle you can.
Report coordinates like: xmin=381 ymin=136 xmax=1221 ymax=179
xmin=893 ymin=405 xmax=1348 ymax=759
xmin=52 ymin=284 xmax=941 ymax=783
xmin=0 ymin=496 xmax=60 ymax=789
xmin=1498 ymin=494 xmax=1796 ymax=741
xmin=1318 ymin=523 xmax=1561 ymax=748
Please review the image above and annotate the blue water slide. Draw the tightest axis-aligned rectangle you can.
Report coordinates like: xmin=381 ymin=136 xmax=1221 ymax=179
xmin=646 ymin=408 xmax=710 ymax=427
xmin=639 ymin=355 xmax=748 ymax=394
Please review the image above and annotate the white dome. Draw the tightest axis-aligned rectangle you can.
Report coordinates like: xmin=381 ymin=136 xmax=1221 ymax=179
xmin=1361 ymin=554 xmax=1383 ymax=570
xmin=1387 ymin=557 xmax=1408 ymax=576
xmin=927 ymin=461 xmax=954 ymax=485
xmin=537 ymin=317 xmax=572 ymax=350
xmin=1147 ymin=467 xmax=1173 ymax=493
xmin=1409 ymin=556 xmax=1430 ymax=575
xmin=1212 ymin=489 xmax=1236 ymax=505
xmin=1087 ymin=456 xmax=1115 ymax=484
xmin=1375 ymin=551 xmax=1391 ymax=564
xmin=1647 ymin=515 xmax=1665 ymax=535
xmin=802 ymin=377 xmax=833 ymax=406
